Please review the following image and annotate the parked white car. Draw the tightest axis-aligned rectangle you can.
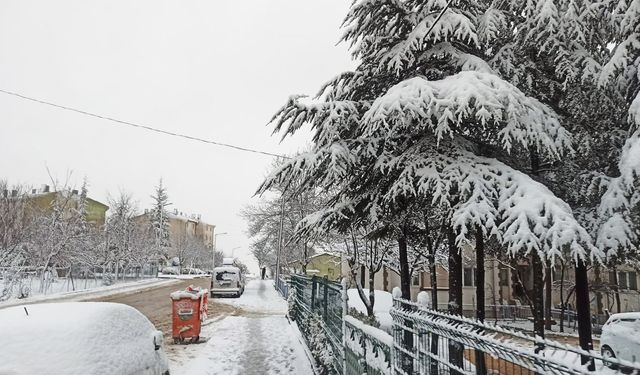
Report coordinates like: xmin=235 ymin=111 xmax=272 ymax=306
xmin=0 ymin=302 xmax=170 ymax=375
xmin=210 ymin=265 xmax=244 ymax=297
xmin=601 ymin=312 xmax=640 ymax=367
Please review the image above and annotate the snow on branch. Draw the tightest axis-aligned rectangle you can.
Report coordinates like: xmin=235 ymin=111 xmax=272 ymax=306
xmin=597 ymin=130 xmax=640 ymax=257
xmin=379 ymin=10 xmax=479 ymax=72
xmin=361 ymin=71 xmax=572 ymax=158
xmin=256 ymin=142 xmax=357 ymax=196
xmin=373 ymin=139 xmax=599 ymax=265
xmin=269 ymin=95 xmax=362 ymax=142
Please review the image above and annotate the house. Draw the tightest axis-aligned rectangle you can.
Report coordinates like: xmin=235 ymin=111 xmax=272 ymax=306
xmin=21 ymin=184 xmax=109 ymax=226
xmin=134 ymin=209 xmax=216 ymax=265
xmin=345 ymin=244 xmax=640 ymax=316
xmin=286 ymin=253 xmax=343 ymax=281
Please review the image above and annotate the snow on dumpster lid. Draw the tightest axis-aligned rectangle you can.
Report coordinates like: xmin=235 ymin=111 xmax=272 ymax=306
xmin=170 ymin=288 xmax=208 ymax=300
xmin=0 ymin=302 xmax=165 ymax=375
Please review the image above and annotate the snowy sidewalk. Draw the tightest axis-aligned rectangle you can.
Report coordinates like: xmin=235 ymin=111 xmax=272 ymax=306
xmin=170 ymin=279 xmax=314 ymax=375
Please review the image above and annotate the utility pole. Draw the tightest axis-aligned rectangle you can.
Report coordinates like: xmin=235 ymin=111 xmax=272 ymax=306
xmin=275 ymin=195 xmax=286 ymax=284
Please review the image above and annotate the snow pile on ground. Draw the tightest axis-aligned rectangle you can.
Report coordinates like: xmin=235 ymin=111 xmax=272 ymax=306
xmin=213 ymin=279 xmax=287 ymax=314
xmin=158 ymin=274 xmax=209 ymax=280
xmin=0 ymin=302 xmax=168 ymax=375
xmin=347 ymin=288 xmax=393 ymax=332
xmin=0 ymin=276 xmax=164 ymax=302
xmin=0 ymin=278 xmax=178 ymax=309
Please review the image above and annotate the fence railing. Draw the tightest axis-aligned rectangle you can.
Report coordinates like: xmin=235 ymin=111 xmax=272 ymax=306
xmin=290 ymin=274 xmax=345 ymax=374
xmin=275 ymin=276 xmax=289 ymax=299
xmin=392 ymin=298 xmax=640 ymax=375
xmin=344 ymin=315 xmax=392 ymax=375
xmin=285 ymin=276 xmax=640 ymax=375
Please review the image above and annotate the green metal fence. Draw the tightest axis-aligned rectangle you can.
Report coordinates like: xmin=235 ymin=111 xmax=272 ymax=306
xmin=290 ymin=274 xmax=346 ymax=375
xmin=344 ymin=315 xmax=392 ymax=375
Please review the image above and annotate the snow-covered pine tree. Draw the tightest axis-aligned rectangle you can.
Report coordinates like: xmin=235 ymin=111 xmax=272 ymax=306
xmin=149 ymin=179 xmax=171 ymax=263
xmin=261 ymin=1 xmax=604 ymax=368
xmin=491 ymin=1 xmax=635 ymax=352
xmin=597 ymin=0 xmax=640 ymax=261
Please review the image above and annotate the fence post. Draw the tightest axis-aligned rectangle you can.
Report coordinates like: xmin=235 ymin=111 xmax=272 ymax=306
xmin=323 ymin=278 xmax=329 ymax=321
xmin=341 ymin=278 xmax=347 ymax=375
xmin=311 ymin=276 xmax=317 ymax=313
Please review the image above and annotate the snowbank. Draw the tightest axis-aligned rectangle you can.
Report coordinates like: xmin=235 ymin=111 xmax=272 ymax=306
xmin=0 ymin=302 xmax=168 ymax=375
xmin=0 ymin=278 xmax=178 ymax=309
xmin=347 ymin=288 xmax=393 ymax=332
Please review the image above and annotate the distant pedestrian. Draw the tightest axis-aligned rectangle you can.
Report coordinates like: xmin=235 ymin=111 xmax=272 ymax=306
xmin=261 ymin=267 xmax=266 ymax=280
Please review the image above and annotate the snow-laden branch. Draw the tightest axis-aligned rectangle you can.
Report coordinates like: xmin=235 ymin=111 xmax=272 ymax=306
xmin=379 ymin=10 xmax=479 ymax=72
xmin=374 ymin=139 xmax=600 ymax=265
xmin=361 ymin=71 xmax=572 ymax=158
xmin=597 ymin=130 xmax=640 ymax=257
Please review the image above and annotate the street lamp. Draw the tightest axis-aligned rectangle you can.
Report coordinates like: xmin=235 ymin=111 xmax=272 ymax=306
xmin=213 ymin=232 xmax=227 ymax=270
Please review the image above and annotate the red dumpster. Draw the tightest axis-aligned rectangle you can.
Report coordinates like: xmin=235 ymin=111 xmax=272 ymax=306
xmin=170 ymin=286 xmax=208 ymax=344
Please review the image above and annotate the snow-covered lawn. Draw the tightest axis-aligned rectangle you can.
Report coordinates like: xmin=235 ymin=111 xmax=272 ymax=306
xmin=168 ymin=279 xmax=313 ymax=374
xmin=0 ymin=278 xmax=179 ymax=309
xmin=347 ymin=288 xmax=393 ymax=332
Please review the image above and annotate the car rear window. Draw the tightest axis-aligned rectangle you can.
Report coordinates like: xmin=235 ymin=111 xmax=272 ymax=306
xmin=215 ymin=270 xmax=238 ymax=281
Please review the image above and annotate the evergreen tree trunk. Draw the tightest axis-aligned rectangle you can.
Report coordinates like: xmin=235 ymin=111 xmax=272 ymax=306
xmin=368 ymin=269 xmax=376 ymax=317
xmin=398 ymin=228 xmax=413 ymax=374
xmin=532 ymin=255 xmax=545 ymax=350
xmin=575 ymin=260 xmax=595 ymax=371
xmin=474 ymin=226 xmax=486 ymax=375
xmin=529 ymin=148 xmax=545 ymax=348
xmin=398 ymin=230 xmax=411 ymax=300
xmin=545 ymin=264 xmax=553 ymax=330
xmin=448 ymin=227 xmax=463 ymax=374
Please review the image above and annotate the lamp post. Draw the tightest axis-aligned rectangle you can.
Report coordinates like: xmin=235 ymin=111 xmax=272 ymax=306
xmin=213 ymin=232 xmax=227 ymax=270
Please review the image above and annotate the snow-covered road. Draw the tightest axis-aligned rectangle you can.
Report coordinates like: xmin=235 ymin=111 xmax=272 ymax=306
xmin=170 ymin=279 xmax=314 ymax=375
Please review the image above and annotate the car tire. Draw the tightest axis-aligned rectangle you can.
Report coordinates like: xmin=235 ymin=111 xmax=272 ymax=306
xmin=601 ymin=346 xmax=618 ymax=370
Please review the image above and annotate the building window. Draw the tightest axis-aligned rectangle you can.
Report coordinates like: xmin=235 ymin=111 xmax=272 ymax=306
xmin=630 ymin=272 xmax=638 ymax=291
xmin=610 ymin=271 xmax=638 ymax=290
xmin=412 ymin=273 xmax=420 ymax=287
xmin=499 ymin=268 xmax=509 ymax=287
xmin=463 ymin=267 xmax=476 ymax=287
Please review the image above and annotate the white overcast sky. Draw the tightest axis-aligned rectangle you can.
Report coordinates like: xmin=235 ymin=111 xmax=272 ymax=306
xmin=0 ymin=0 xmax=355 ymax=273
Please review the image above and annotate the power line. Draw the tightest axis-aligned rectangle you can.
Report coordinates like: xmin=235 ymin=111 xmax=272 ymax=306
xmin=0 ymin=88 xmax=289 ymax=159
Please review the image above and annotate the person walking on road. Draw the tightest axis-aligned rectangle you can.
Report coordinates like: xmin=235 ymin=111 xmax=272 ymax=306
xmin=261 ymin=267 xmax=266 ymax=280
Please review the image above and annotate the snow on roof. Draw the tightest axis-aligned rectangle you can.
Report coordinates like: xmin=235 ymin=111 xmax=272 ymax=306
xmin=0 ymin=302 xmax=167 ymax=375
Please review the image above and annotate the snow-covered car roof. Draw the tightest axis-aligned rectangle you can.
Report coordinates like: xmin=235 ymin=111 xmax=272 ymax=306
xmin=0 ymin=302 xmax=168 ymax=375
xmin=607 ymin=312 xmax=640 ymax=321
xmin=214 ymin=266 xmax=240 ymax=273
